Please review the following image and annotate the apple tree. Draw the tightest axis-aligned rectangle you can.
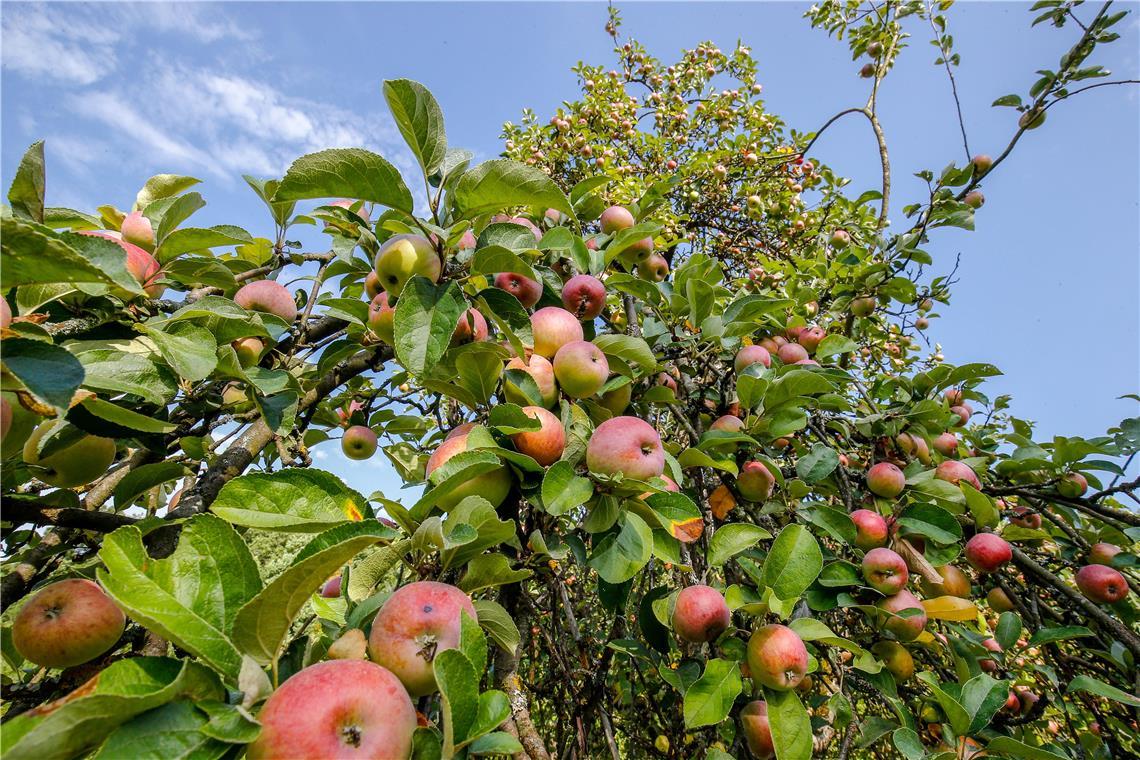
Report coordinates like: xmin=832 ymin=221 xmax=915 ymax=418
xmin=1 ymin=2 xmax=1138 ymax=759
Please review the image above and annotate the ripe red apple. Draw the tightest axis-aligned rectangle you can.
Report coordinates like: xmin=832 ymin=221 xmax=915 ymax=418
xmin=777 ymin=343 xmax=809 ymax=365
xmin=851 ymin=509 xmax=889 ymax=550
xmin=445 ymin=422 xmax=476 ymax=441
xmin=625 ymin=237 xmax=654 ymax=262
xmin=987 ymin=587 xmax=1015 ymax=612
xmin=374 ymin=234 xmax=441 ymax=296
xmin=866 ymin=462 xmax=906 ymax=499
xmin=740 ymin=701 xmax=775 ymax=759
xmin=120 ymin=210 xmax=155 ymax=251
xmin=246 ymin=660 xmax=416 ymax=760
xmin=872 ymin=641 xmax=914 ymax=682
xmin=746 ymin=624 xmax=808 ymax=691
xmin=964 ymin=533 xmax=1012 ymax=573
xmin=79 ymin=230 xmax=164 ymax=298
xmin=234 ymin=280 xmax=298 ymax=322
xmin=1057 ymin=472 xmax=1088 ymax=498
xmin=586 ymin=416 xmax=665 ymax=481
xmin=860 ymin=62 xmax=876 ymax=77
xmin=452 ymin=308 xmax=489 ymax=345
xmin=425 ymin=432 xmax=512 ymax=509
xmin=552 ymin=340 xmax=609 ymax=398
xmin=1075 ymin=564 xmax=1128 ymax=603
xmin=734 ymin=345 xmax=771 ymax=373
xmin=531 ymin=306 xmax=584 ymax=358
xmin=368 ymin=581 xmax=478 ymax=696
xmin=1088 ymin=542 xmax=1121 ymax=566
xmin=798 ymin=327 xmax=826 ymax=354
xmin=671 ymin=585 xmax=731 ymax=643
xmin=710 ymin=415 xmax=744 ymax=433
xmin=504 ymin=354 xmax=559 ymax=408
xmin=12 ymin=579 xmax=125 ymax=668
xmin=862 ymin=547 xmax=909 ymax=594
xmin=23 ymin=422 xmax=117 ymax=488
xmin=638 ymin=253 xmax=669 ymax=281
xmin=341 ymin=425 xmax=378 ymax=460
xmin=1009 ymin=506 xmax=1041 ymax=529
xmin=320 ymin=575 xmax=342 ymax=598
xmin=876 ymin=589 xmax=927 ymax=641
xmin=935 ymin=460 xmax=981 ymax=490
xmin=232 ymin=336 xmax=265 ymax=368
xmin=920 ymin=564 xmax=972 ymax=598
xmin=737 ymin=461 xmax=776 ymax=502
xmin=979 ymin=637 xmax=1002 ymax=673
xmin=656 ymin=371 xmax=679 ymax=395
xmin=368 ymin=292 xmax=396 ymax=344
xmin=495 ymin=272 xmax=543 ymax=308
xmin=950 ymin=404 xmax=973 ymax=426
xmin=511 ymin=406 xmax=566 ymax=466
xmin=600 ymin=205 xmax=635 ymax=234
xmin=561 ymin=274 xmax=607 ymax=320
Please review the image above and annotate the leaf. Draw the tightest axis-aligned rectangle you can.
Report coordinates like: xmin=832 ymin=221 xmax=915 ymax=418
xmin=77 ymin=348 xmax=178 ymax=406
xmin=896 ymin=503 xmax=962 ymax=545
xmin=347 ymin=539 xmax=410 ymax=601
xmin=435 ymin=648 xmax=479 ymax=754
xmin=92 ymin=701 xmax=228 ymax=760
xmin=1066 ymin=675 xmax=1140 ymax=707
xmin=1 ymin=338 xmax=85 ymax=410
xmin=395 ymin=279 xmax=466 ymax=376
xmin=760 ymin=524 xmax=823 ymax=600
xmin=474 ymin=599 xmax=520 ymax=654
xmin=541 ymin=461 xmax=595 ymax=515
xmin=921 ymin=595 xmax=978 ymax=621
xmin=455 ymin=349 xmax=503 ymax=406
xmin=708 ymin=524 xmax=772 ymax=566
xmin=157 ymin=225 xmax=253 ymax=262
xmin=211 ymin=469 xmax=370 ymax=531
xmin=647 ymin=491 xmax=705 ymax=544
xmin=471 ymin=245 xmax=538 ymax=282
xmin=592 ymin=333 xmax=657 ymax=378
xmin=463 ymin=691 xmax=511 ymax=746
xmin=796 ymin=443 xmax=839 ymax=483
xmin=985 ymin=737 xmax=1071 ymax=760
xmin=154 ymin=192 xmax=206 ymax=244
xmin=683 ymin=659 xmax=742 ymax=728
xmin=815 ymin=334 xmax=858 ymax=360
xmin=135 ymin=174 xmax=202 ymax=210
xmin=459 ymin=553 xmax=533 ymax=594
xmin=588 ymin=513 xmax=653 ymax=584
xmin=0 ymin=658 xmax=223 ymax=760
xmin=995 ymin=611 xmax=1022 ymax=650
xmin=80 ymin=397 xmax=177 ymax=433
xmin=113 ymin=462 xmax=191 ymax=510
xmin=97 ymin=516 xmax=262 ymax=682
xmin=7 ymin=140 xmax=45 ymax=222
xmin=766 ymin=689 xmax=813 ymax=760
xmin=916 ymin=672 xmax=970 ymax=736
xmin=454 ymin=159 xmax=574 ymax=219
xmin=468 ymin=732 xmax=524 ymax=756
xmin=1027 ymin=626 xmax=1092 ymax=646
xmin=891 ymin=728 xmax=925 ymax=760
xmin=961 ymin=672 xmax=1008 ymax=733
xmin=231 ymin=520 xmax=394 ymax=665
xmin=143 ymin=322 xmax=218 ymax=382
xmin=961 ymin=482 xmax=999 ymax=529
xmin=273 ymin=148 xmax=414 ymax=212
xmin=383 ymin=79 xmax=448 ymax=176
xmin=0 ymin=216 xmax=116 ymax=290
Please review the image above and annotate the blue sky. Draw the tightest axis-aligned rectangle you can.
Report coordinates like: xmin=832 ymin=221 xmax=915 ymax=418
xmin=2 ymin=2 xmax=1137 ymax=499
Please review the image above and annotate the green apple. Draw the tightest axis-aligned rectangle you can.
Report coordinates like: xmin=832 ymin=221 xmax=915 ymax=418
xmin=374 ymin=235 xmax=441 ymax=297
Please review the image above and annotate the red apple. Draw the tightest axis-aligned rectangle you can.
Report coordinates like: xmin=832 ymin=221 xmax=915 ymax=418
xmin=746 ymin=624 xmax=808 ymax=691
xmin=504 ymin=354 xmax=559 ymax=408
xmin=734 ymin=345 xmax=771 ymax=373
xmin=777 ymin=343 xmax=809 ymax=365
xmin=866 ymin=462 xmax=906 ymax=499
xmin=12 ymin=579 xmax=125 ymax=668
xmin=964 ymin=533 xmax=1012 ymax=573
xmin=511 ymin=406 xmax=566 ymax=466
xmin=600 ymin=205 xmax=635 ymax=235
xmin=740 ymin=701 xmax=775 ymax=759
xmin=932 ymin=432 xmax=959 ymax=457
xmin=495 ymin=272 xmax=543 ymax=308
xmin=710 ymin=415 xmax=744 ymax=433
xmin=876 ymin=589 xmax=927 ymax=641
xmin=798 ymin=327 xmax=826 ymax=354
xmin=1088 ymin=542 xmax=1121 ymax=566
xmin=862 ymin=547 xmax=909 ymax=594
xmin=120 ymin=210 xmax=155 ymax=251
xmin=586 ymin=416 xmax=665 ymax=481
xmin=368 ymin=292 xmax=396 ymax=344
xmin=531 ymin=306 xmax=584 ymax=358
xmin=672 ymin=585 xmax=731 ymax=643
xmin=737 ymin=461 xmax=775 ymax=502
xmin=851 ymin=509 xmax=889 ymax=550
xmin=1075 ymin=564 xmax=1128 ymax=603
xmin=1057 ymin=472 xmax=1088 ymax=498
xmin=935 ymin=460 xmax=981 ymax=490
xmin=234 ymin=280 xmax=298 ymax=322
xmin=320 ymin=575 xmax=342 ymax=598
xmin=561 ymin=274 xmax=607 ymax=320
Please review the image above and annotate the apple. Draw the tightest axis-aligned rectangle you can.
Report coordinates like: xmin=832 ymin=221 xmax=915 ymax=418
xmin=553 ymin=340 xmax=609 ymax=398
xmin=341 ymin=425 xmax=378 ymax=460
xmin=737 ymin=461 xmax=775 ymax=502
xmin=247 ymin=660 xmax=416 ymax=760
xmin=935 ymin=460 xmax=981 ymax=490
xmin=971 ymin=155 xmax=993 ymax=174
xmin=638 ymin=253 xmax=669 ymax=281
xmin=321 ymin=575 xmax=342 ymax=598
xmin=830 ymin=229 xmax=850 ymax=248
xmin=425 ymin=432 xmax=512 ymax=509
xmin=656 ymin=371 xmax=678 ymax=395
xmin=1088 ymin=542 xmax=1121 ymax=566
xmin=851 ymin=297 xmax=876 ymax=317
xmin=120 ymin=210 xmax=155 ymax=251
xmin=876 ymin=589 xmax=927 ymax=641
xmin=0 ymin=295 xmax=11 ymax=329
xmin=458 ymin=230 xmax=477 ymax=250
xmin=234 ymin=280 xmax=298 ymax=322
xmin=671 ymin=585 xmax=731 ymax=643
xmin=491 ymin=215 xmax=543 ymax=242
xmin=734 ymin=345 xmax=771 ymax=373
xmin=374 ymin=234 xmax=441 ymax=297
xmin=12 ymin=579 xmax=125 ymax=668
xmin=798 ymin=327 xmax=826 ymax=354
xmin=758 ymin=336 xmax=786 ymax=354
xmin=860 ymin=62 xmax=876 ymax=77
xmin=1057 ymin=472 xmax=1088 ymax=498
xmin=23 ymin=422 xmax=116 ymax=488
xmin=740 ymin=701 xmax=775 ymax=759
xmin=78 ymin=230 xmax=164 ymax=299
xmin=232 ymin=336 xmax=265 ymax=368
xmin=511 ymin=406 xmax=566 ymax=466
xmin=222 ymin=382 xmax=253 ymax=412
xmin=950 ymin=404 xmax=972 ymax=426
xmin=597 ymin=381 xmax=633 ymax=416
xmin=932 ymin=432 xmax=959 ymax=457
xmin=452 ymin=308 xmax=489 ymax=345
xmin=495 ymin=272 xmax=543 ymax=308
xmin=330 ymin=199 xmax=371 ymax=223
xmin=531 ymin=306 xmax=584 ymax=358
xmin=1009 ymin=506 xmax=1041 ymax=529
xmin=862 ymin=548 xmax=909 ymax=594
xmin=777 ymin=343 xmax=809 ymax=364
xmin=368 ymin=581 xmax=478 ymax=696
xmin=866 ymin=462 xmax=906 ymax=499
xmin=600 ymin=205 xmax=635 ymax=234
xmin=626 ymin=237 xmax=654 ymax=262
xmin=586 ymin=416 xmax=665 ymax=481
xmin=964 ymin=533 xmax=1012 ymax=573
xmin=920 ymin=564 xmax=971 ymax=598
xmin=445 ymin=422 xmax=476 ymax=441
xmin=979 ymin=637 xmax=1002 ymax=673
xmin=987 ymin=587 xmax=1015 ymax=613
xmin=1019 ymin=108 xmax=1046 ymax=130
xmin=710 ymin=415 xmax=744 ymax=433
xmin=746 ymin=624 xmax=808 ymax=691
xmin=851 ymin=509 xmax=889 ymax=550
xmin=364 ymin=271 xmax=383 ymax=299
xmin=963 ymin=190 xmax=985 ymax=209
xmin=872 ymin=641 xmax=914 ymax=682
xmin=368 ymin=292 xmax=396 ymax=344
xmin=505 ymin=354 xmax=559 ymax=408
xmin=1076 ymin=564 xmax=1128 ymax=603
xmin=561 ymin=274 xmax=607 ymax=320
xmin=326 ymin=628 xmax=368 ymax=661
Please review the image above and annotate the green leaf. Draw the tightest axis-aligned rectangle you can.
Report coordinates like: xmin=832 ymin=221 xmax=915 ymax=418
xmin=463 ymin=691 xmax=512 ymax=746
xmin=395 ymin=279 xmax=466 ymax=376
xmin=210 ymin=469 xmax=370 ymax=531
xmin=541 ymin=460 xmax=595 ymax=515
xmin=347 ymin=539 xmax=410 ymax=601
xmin=916 ymin=672 xmax=970 ymax=735
xmin=815 ymin=334 xmax=858 ymax=360
xmin=962 ymin=672 xmax=1008 ymax=733
xmin=588 ymin=512 xmax=653 ymax=584
xmin=454 ymin=159 xmax=574 ymax=219
xmin=683 ymin=659 xmax=742 ymax=728
xmin=468 ymin=731 xmax=524 ymax=756
xmin=796 ymin=443 xmax=839 ymax=483
xmin=760 ymin=524 xmax=823 ymax=600
xmin=143 ymin=322 xmax=218 ymax=382
xmin=592 ymin=333 xmax=657 ymax=378
xmin=455 ymin=349 xmax=504 ymax=406
xmin=471 ymin=245 xmax=539 ymax=282
xmin=1 ymin=338 xmax=85 ymax=410
xmin=891 ymin=728 xmax=925 ymax=760
xmin=157 ymin=225 xmax=253 ymax=262
xmin=708 ymin=524 xmax=772 ymax=566
xmin=154 ymin=192 xmax=206 ymax=244
xmin=984 ymin=737 xmax=1070 ymax=760
xmin=766 ymin=689 xmax=813 ymax=760
xmin=0 ymin=216 xmax=117 ymax=290
xmin=0 ymin=658 xmax=223 ymax=760
xmin=896 ymin=503 xmax=962 ymax=545
xmin=995 ymin=611 xmax=1022 ymax=651
xmin=961 ymin=482 xmax=999 ymax=529
xmin=136 ymin=174 xmax=202 ymax=210
xmin=92 ymin=701 xmax=228 ymax=760
xmin=80 ymin=397 xmax=177 ymax=433
xmin=231 ymin=520 xmax=393 ymax=665
xmin=383 ymin=79 xmax=448 ymax=176
xmin=197 ymin=700 xmax=261 ymax=744
xmin=1066 ymin=674 xmax=1140 ymax=707
xmin=113 ymin=462 xmax=191 ymax=510
xmin=1027 ymin=626 xmax=1092 ymax=646
xmin=474 ymin=599 xmax=520 ymax=654
xmin=97 ymin=516 xmax=262 ymax=682
xmin=459 ymin=553 xmax=533 ymax=594
xmin=76 ymin=348 xmax=178 ymax=406
xmin=458 ymin=610 xmax=489 ymax=680
xmin=435 ymin=648 xmax=480 ymax=754
xmin=273 ymin=148 xmax=414 ymax=212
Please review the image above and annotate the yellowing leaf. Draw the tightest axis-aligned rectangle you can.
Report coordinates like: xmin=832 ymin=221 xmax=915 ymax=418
xmin=922 ymin=595 xmax=979 ymax=621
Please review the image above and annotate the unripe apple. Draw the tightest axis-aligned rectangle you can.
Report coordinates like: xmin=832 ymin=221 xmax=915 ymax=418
xmin=987 ymin=587 xmax=1015 ymax=613
xmin=330 ymin=199 xmax=371 ymax=223
xmin=851 ymin=297 xmax=876 ymax=317
xmin=740 ymin=701 xmax=775 ymax=759
xmin=23 ymin=422 xmax=117 ymax=488
xmin=368 ymin=581 xmax=478 ymax=696
xmin=876 ymin=589 xmax=927 ymax=641
xmin=1019 ymin=108 xmax=1046 ymax=130
xmin=963 ymin=190 xmax=985 ymax=209
xmin=935 ymin=460 xmax=981 ymax=490
xmin=511 ymin=406 xmax=566 ymax=466
xmin=964 ymin=533 xmax=1012 ymax=573
xmin=710 ymin=415 xmax=744 ymax=433
xmin=120 ymin=210 xmax=155 ymax=251
xmin=505 ymin=354 xmax=559 ymax=408
xmin=600 ymin=205 xmax=635 ymax=235
xmin=932 ymin=432 xmax=959 ymax=457
xmin=553 ymin=341 xmax=609 ymax=398
xmin=326 ymin=628 xmax=367 ymax=661
xmin=737 ymin=461 xmax=776 ymax=502
xmin=1075 ymin=564 xmax=1128 ymax=604
xmin=979 ymin=637 xmax=1002 ymax=672
xmin=872 ymin=641 xmax=914 ymax=682
xmin=495 ymin=272 xmax=543 ymax=308
xmin=367 ymin=292 xmax=396 ymax=344
xmin=862 ymin=547 xmax=909 ymax=594
xmin=586 ymin=416 xmax=665 ymax=481
xmin=12 ymin=578 xmax=125 ymax=669
xmin=672 ymin=585 xmax=731 ymax=643
xmin=625 ymin=237 xmax=654 ymax=262
xmin=1056 ymin=472 xmax=1088 ymax=498
xmin=561 ymin=274 xmax=607 ymax=320
xmin=425 ymin=432 xmax=512 ymax=509
xmin=971 ymin=154 xmax=993 ymax=174
xmin=232 ymin=336 xmax=265 ymax=368
xmin=247 ymin=660 xmax=416 ymax=759
xmin=341 ymin=425 xmax=378 ymax=460
xmin=531 ymin=306 xmax=584 ymax=358
xmin=374 ymin=234 xmax=440 ymax=297
xmin=777 ymin=342 xmax=809 ymax=365
xmin=597 ymin=382 xmax=633 ymax=416
xmin=850 ymin=509 xmax=888 ymax=550
xmin=746 ymin=624 xmax=808 ymax=691
xmin=234 ymin=280 xmax=298 ymax=322
xmin=1088 ymin=542 xmax=1121 ymax=566
xmin=735 ymin=345 xmax=772 ymax=373
xmin=921 ymin=564 xmax=972 ymax=598
xmin=638 ymin=252 xmax=669 ymax=281
xmin=452 ymin=308 xmax=489 ymax=345
xmin=866 ymin=462 xmax=906 ymax=499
